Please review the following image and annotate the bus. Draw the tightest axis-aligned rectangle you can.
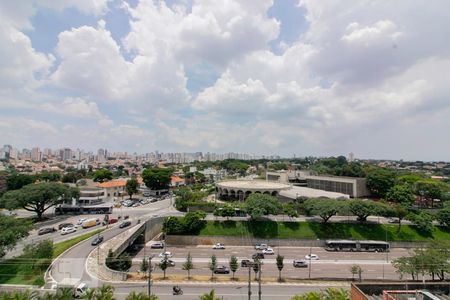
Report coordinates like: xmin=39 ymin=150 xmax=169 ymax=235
xmin=325 ymin=239 xmax=390 ymax=252
xmin=56 ymin=205 xmax=113 ymax=215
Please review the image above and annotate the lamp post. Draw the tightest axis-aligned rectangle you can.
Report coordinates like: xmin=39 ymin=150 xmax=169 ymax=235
xmin=308 ymin=246 xmax=312 ymax=279
xmin=148 ymin=255 xmax=155 ymax=296
xmin=247 ymin=264 xmax=252 ymax=300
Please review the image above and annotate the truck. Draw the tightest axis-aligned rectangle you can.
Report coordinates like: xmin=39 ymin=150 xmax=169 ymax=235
xmin=56 ymin=278 xmax=88 ymax=298
xmin=82 ymin=218 xmax=100 ymax=229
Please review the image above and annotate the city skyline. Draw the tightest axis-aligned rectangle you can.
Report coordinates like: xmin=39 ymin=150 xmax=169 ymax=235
xmin=1 ymin=1 xmax=449 ymax=161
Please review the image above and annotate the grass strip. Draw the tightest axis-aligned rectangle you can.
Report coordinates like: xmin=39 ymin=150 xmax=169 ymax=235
xmin=0 ymin=228 xmax=105 ymax=285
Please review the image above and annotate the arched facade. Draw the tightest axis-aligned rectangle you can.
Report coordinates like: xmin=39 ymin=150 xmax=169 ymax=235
xmin=216 ymin=180 xmax=291 ymax=201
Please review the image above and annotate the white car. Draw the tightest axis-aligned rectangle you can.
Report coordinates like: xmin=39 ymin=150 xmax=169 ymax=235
xmin=212 ymin=243 xmax=225 ymax=249
xmin=262 ymin=248 xmax=275 ymax=255
xmin=305 ymin=254 xmax=319 ymax=260
xmin=159 ymin=251 xmax=173 ymax=258
xmin=61 ymin=227 xmax=76 ymax=235
xmin=255 ymin=244 xmax=268 ymax=250
xmin=77 ymin=218 xmax=87 ymax=225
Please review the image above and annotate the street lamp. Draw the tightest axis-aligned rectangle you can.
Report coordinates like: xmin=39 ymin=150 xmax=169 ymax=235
xmin=148 ymin=255 xmax=155 ymax=296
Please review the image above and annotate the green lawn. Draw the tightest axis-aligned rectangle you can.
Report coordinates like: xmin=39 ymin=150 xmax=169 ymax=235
xmin=199 ymin=220 xmax=450 ymax=242
xmin=0 ymin=228 xmax=105 ymax=285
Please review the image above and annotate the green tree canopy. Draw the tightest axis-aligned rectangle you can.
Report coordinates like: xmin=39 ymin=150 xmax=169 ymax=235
xmin=125 ymin=178 xmax=139 ymax=199
xmin=385 ymin=185 xmax=416 ymax=206
xmin=6 ymin=173 xmax=35 ymax=191
xmin=0 ymin=215 xmax=32 ymax=258
xmin=1 ymin=182 xmax=77 ymax=219
xmin=366 ymin=168 xmax=396 ymax=197
xmin=245 ymin=194 xmax=282 ymax=219
xmin=142 ymin=168 xmax=172 ymax=190
xmin=304 ymin=199 xmax=346 ymax=223
xmin=348 ymin=199 xmax=385 ymax=222
xmin=93 ymin=169 xmax=113 ymax=182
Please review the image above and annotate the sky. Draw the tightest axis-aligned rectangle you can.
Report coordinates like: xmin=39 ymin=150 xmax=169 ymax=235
xmin=0 ymin=0 xmax=449 ymax=161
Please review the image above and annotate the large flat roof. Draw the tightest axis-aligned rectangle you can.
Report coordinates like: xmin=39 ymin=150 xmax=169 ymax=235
xmin=279 ymin=186 xmax=350 ymax=199
xmin=216 ymin=180 xmax=291 ymax=190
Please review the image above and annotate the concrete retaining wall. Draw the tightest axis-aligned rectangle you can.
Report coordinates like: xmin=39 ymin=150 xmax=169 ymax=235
xmin=144 ymin=217 xmax=165 ymax=242
xmin=166 ymin=235 xmax=425 ymax=248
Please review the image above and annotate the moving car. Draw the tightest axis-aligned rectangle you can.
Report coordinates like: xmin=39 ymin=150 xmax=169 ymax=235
xmin=255 ymin=243 xmax=268 ymax=250
xmin=241 ymin=259 xmax=251 ymax=267
xmin=160 ymin=259 xmax=175 ymax=267
xmin=91 ymin=236 xmax=104 ymax=246
xmin=102 ymin=218 xmax=118 ymax=225
xmin=252 ymin=253 xmax=264 ymax=260
xmin=77 ymin=218 xmax=87 ymax=225
xmin=38 ymin=227 xmax=56 ymax=235
xmin=58 ymin=223 xmax=73 ymax=230
xmin=262 ymin=248 xmax=275 ymax=255
xmin=57 ymin=279 xmax=88 ymax=298
xmin=305 ymin=254 xmax=319 ymax=260
xmin=293 ymin=259 xmax=309 ymax=268
xmin=159 ymin=251 xmax=173 ymax=258
xmin=151 ymin=242 xmax=164 ymax=249
xmin=212 ymin=243 xmax=225 ymax=249
xmin=149 ymin=198 xmax=157 ymax=203
xmin=119 ymin=221 xmax=131 ymax=228
xmin=61 ymin=227 xmax=76 ymax=235
xmin=214 ymin=265 xmax=230 ymax=274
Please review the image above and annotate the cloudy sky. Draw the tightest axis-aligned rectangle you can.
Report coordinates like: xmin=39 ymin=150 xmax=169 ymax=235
xmin=0 ymin=0 xmax=449 ymax=161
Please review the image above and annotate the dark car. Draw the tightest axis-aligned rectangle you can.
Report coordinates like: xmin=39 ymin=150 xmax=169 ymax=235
xmin=38 ymin=227 xmax=56 ymax=235
xmin=252 ymin=253 xmax=264 ymax=260
xmin=91 ymin=236 xmax=104 ymax=246
xmin=214 ymin=265 xmax=230 ymax=274
xmin=241 ymin=259 xmax=251 ymax=267
xmin=119 ymin=221 xmax=131 ymax=228
xmin=293 ymin=259 xmax=308 ymax=268
xmin=58 ymin=223 xmax=73 ymax=230
xmin=160 ymin=259 xmax=175 ymax=267
xmin=151 ymin=242 xmax=164 ymax=249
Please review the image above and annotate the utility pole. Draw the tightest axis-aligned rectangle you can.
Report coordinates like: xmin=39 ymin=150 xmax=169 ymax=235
xmin=258 ymin=260 xmax=262 ymax=300
xmin=148 ymin=255 xmax=154 ymax=296
xmin=308 ymin=246 xmax=312 ymax=279
xmin=248 ymin=264 xmax=252 ymax=300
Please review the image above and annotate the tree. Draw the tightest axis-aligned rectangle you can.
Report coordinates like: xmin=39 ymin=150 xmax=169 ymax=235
xmin=93 ymin=169 xmax=113 ymax=182
xmin=323 ymin=288 xmax=350 ymax=300
xmin=37 ymin=171 xmax=61 ymax=182
xmin=140 ymin=257 xmax=148 ymax=274
xmin=392 ymin=204 xmax=409 ymax=230
xmin=200 ymin=289 xmax=221 ymax=300
xmin=209 ymin=254 xmax=217 ymax=280
xmin=276 ymin=254 xmax=284 ymax=282
xmin=159 ymin=256 xmax=169 ymax=279
xmin=229 ymin=255 xmax=238 ymax=279
xmin=126 ymin=178 xmax=139 ymax=199
xmin=125 ymin=291 xmax=159 ymax=300
xmin=283 ymin=203 xmax=299 ymax=219
xmin=436 ymin=208 xmax=450 ymax=227
xmin=0 ymin=214 xmax=31 ymax=258
xmin=252 ymin=258 xmax=260 ymax=280
xmin=304 ymin=199 xmax=345 ymax=223
xmin=219 ymin=205 xmax=236 ymax=220
xmin=348 ymin=199 xmax=383 ymax=222
xmin=182 ymin=252 xmax=194 ymax=279
xmin=245 ymin=194 xmax=282 ymax=219
xmin=56 ymin=287 xmax=74 ymax=300
xmin=366 ymin=168 xmax=396 ymax=197
xmin=6 ymin=173 xmax=35 ymax=191
xmin=406 ymin=211 xmax=434 ymax=232
xmin=414 ymin=180 xmax=446 ymax=207
xmin=142 ymin=168 xmax=172 ymax=190
xmin=1 ymin=182 xmax=76 ymax=219
xmin=385 ymin=185 xmax=415 ymax=206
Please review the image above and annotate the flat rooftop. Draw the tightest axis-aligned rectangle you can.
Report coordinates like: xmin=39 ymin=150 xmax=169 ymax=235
xmin=216 ymin=180 xmax=291 ymax=190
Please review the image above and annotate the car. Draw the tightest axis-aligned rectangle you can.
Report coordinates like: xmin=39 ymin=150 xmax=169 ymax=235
xmin=159 ymin=251 xmax=173 ymax=258
xmin=91 ymin=236 xmax=104 ymax=246
xmin=255 ymin=243 xmax=268 ymax=250
xmin=61 ymin=227 xmax=76 ymax=235
xmin=124 ymin=215 xmax=129 ymax=219
xmin=252 ymin=253 xmax=264 ymax=260
xmin=293 ymin=259 xmax=309 ymax=268
xmin=77 ymin=218 xmax=87 ymax=225
xmin=305 ymin=254 xmax=319 ymax=260
xmin=212 ymin=243 xmax=225 ymax=249
xmin=102 ymin=218 xmax=118 ymax=225
xmin=149 ymin=198 xmax=157 ymax=203
xmin=388 ymin=218 xmax=400 ymax=224
xmin=214 ymin=265 xmax=230 ymax=274
xmin=132 ymin=203 xmax=140 ymax=207
xmin=160 ymin=259 xmax=175 ymax=267
xmin=241 ymin=259 xmax=251 ymax=267
xmin=58 ymin=223 xmax=73 ymax=230
xmin=119 ymin=221 xmax=131 ymax=228
xmin=151 ymin=242 xmax=164 ymax=249
xmin=262 ymin=248 xmax=275 ymax=255
xmin=38 ymin=227 xmax=56 ymax=235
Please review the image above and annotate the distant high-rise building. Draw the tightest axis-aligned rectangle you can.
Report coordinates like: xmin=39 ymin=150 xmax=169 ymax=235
xmin=60 ymin=148 xmax=72 ymax=161
xmin=348 ymin=152 xmax=354 ymax=162
xmin=31 ymin=147 xmax=41 ymax=161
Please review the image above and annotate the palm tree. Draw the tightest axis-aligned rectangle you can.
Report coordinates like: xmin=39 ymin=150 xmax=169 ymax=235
xmin=96 ymin=284 xmax=115 ymax=300
xmin=38 ymin=292 xmax=57 ymax=300
xmin=125 ymin=291 xmax=159 ymax=300
xmin=200 ymin=289 xmax=221 ymax=300
xmin=56 ymin=287 xmax=74 ymax=300
xmin=323 ymin=288 xmax=349 ymax=300
xmin=81 ymin=288 xmax=97 ymax=300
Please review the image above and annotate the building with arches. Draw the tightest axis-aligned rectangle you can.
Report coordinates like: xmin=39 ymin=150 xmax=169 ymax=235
xmin=216 ymin=180 xmax=291 ymax=200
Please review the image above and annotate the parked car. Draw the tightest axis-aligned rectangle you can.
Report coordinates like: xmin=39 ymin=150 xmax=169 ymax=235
xmin=149 ymin=198 xmax=157 ymax=203
xmin=293 ymin=259 xmax=309 ymax=268
xmin=252 ymin=253 xmax=264 ymax=260
xmin=241 ymin=259 xmax=251 ymax=267
xmin=151 ymin=242 xmax=164 ymax=249
xmin=91 ymin=236 xmax=104 ymax=246
xmin=61 ymin=227 xmax=76 ymax=235
xmin=212 ymin=243 xmax=225 ymax=249
xmin=262 ymin=248 xmax=274 ymax=255
xmin=388 ymin=218 xmax=400 ymax=224
xmin=38 ymin=227 xmax=56 ymax=235
xmin=255 ymin=243 xmax=268 ymax=250
xmin=305 ymin=254 xmax=319 ymax=260
xmin=58 ymin=223 xmax=73 ymax=230
xmin=119 ymin=221 xmax=131 ymax=228
xmin=160 ymin=259 xmax=175 ymax=267
xmin=132 ymin=203 xmax=140 ymax=207
xmin=214 ymin=266 xmax=230 ymax=274
xmin=159 ymin=251 xmax=173 ymax=258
